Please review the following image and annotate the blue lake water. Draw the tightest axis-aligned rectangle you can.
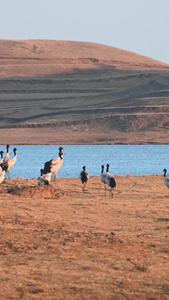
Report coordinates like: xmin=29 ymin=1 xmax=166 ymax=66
xmin=0 ymin=144 xmax=168 ymax=179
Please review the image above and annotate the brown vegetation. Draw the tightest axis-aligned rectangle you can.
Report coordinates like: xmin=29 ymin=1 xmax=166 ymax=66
xmin=0 ymin=175 xmax=169 ymax=299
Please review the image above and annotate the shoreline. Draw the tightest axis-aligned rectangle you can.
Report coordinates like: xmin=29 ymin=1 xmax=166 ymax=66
xmin=3 ymin=174 xmax=165 ymax=179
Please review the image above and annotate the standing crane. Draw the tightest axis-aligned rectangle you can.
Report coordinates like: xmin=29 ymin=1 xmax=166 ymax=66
xmin=0 ymin=151 xmax=5 ymax=173
xmin=2 ymin=147 xmax=18 ymax=179
xmin=0 ymin=164 xmax=8 ymax=184
xmin=3 ymin=145 xmax=10 ymax=165
xmin=101 ymin=165 xmax=107 ymax=195
xmin=163 ymin=169 xmax=169 ymax=189
xmin=105 ymin=164 xmax=116 ymax=197
xmin=44 ymin=147 xmax=66 ymax=179
xmin=80 ymin=165 xmax=89 ymax=192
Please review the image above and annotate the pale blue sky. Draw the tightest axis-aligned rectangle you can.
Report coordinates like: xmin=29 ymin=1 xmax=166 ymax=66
xmin=1 ymin=0 xmax=169 ymax=64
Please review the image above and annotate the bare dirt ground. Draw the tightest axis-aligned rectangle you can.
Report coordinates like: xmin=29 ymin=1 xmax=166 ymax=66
xmin=1 ymin=125 xmax=169 ymax=145
xmin=0 ymin=175 xmax=169 ymax=299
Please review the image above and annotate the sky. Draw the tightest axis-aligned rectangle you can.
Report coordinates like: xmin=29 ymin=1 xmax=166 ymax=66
xmin=1 ymin=0 xmax=169 ymax=64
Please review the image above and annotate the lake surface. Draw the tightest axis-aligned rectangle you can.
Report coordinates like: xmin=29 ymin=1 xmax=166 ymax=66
xmin=0 ymin=145 xmax=168 ymax=179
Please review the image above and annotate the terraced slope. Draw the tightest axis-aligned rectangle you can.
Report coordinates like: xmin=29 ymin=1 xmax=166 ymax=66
xmin=0 ymin=40 xmax=169 ymax=144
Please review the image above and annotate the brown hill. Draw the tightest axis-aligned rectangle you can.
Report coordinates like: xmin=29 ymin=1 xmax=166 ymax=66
xmin=0 ymin=39 xmax=169 ymax=144
xmin=0 ymin=40 xmax=169 ymax=78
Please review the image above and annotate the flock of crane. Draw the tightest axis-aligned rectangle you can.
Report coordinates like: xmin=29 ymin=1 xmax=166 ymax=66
xmin=0 ymin=145 xmax=18 ymax=183
xmin=79 ymin=164 xmax=116 ymax=196
xmin=0 ymin=145 xmax=66 ymax=186
xmin=37 ymin=146 xmax=117 ymax=196
xmin=0 ymin=145 xmax=117 ymax=196
xmin=1 ymin=145 xmax=169 ymax=195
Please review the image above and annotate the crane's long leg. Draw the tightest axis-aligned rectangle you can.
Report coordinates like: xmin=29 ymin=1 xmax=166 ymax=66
xmin=82 ymin=182 xmax=87 ymax=193
xmin=104 ymin=184 xmax=106 ymax=195
xmin=83 ymin=182 xmax=86 ymax=192
xmin=110 ymin=188 xmax=114 ymax=198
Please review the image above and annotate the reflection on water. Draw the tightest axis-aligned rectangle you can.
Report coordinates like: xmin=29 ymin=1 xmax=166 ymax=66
xmin=0 ymin=144 xmax=168 ymax=179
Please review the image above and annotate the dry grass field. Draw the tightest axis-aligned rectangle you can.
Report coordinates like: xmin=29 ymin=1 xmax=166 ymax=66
xmin=0 ymin=175 xmax=169 ymax=299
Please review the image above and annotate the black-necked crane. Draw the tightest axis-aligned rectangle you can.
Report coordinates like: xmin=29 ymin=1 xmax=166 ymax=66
xmin=105 ymin=163 xmax=116 ymax=197
xmin=3 ymin=148 xmax=18 ymax=179
xmin=0 ymin=151 xmax=5 ymax=172
xmin=163 ymin=169 xmax=169 ymax=189
xmin=3 ymin=145 xmax=10 ymax=165
xmin=0 ymin=164 xmax=8 ymax=184
xmin=80 ymin=165 xmax=89 ymax=192
xmin=101 ymin=165 xmax=107 ymax=194
xmin=38 ymin=169 xmax=51 ymax=186
xmin=44 ymin=147 xmax=66 ymax=179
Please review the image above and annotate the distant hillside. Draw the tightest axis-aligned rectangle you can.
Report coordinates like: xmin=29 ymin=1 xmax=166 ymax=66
xmin=0 ymin=40 xmax=169 ymax=79
xmin=0 ymin=39 xmax=169 ymax=144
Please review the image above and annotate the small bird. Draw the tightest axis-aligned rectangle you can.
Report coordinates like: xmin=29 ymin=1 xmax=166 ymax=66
xmin=44 ymin=147 xmax=66 ymax=178
xmin=101 ymin=165 xmax=107 ymax=194
xmin=38 ymin=169 xmax=51 ymax=185
xmin=80 ymin=165 xmax=89 ymax=192
xmin=105 ymin=164 xmax=116 ymax=197
xmin=0 ymin=164 xmax=8 ymax=184
xmin=163 ymin=169 xmax=169 ymax=189
xmin=3 ymin=148 xmax=18 ymax=179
